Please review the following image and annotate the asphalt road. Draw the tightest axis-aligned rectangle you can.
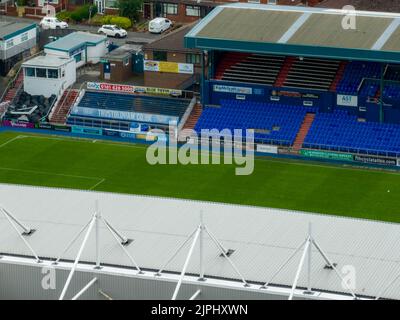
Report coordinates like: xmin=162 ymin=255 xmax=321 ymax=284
xmin=0 ymin=14 xmax=162 ymax=45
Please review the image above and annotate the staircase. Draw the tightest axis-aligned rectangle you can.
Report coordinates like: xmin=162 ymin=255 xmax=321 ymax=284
xmin=274 ymin=56 xmax=295 ymax=87
xmin=292 ymin=113 xmax=315 ymax=152
xmin=183 ymin=103 xmax=202 ymax=130
xmin=329 ymin=61 xmax=348 ymax=91
xmin=49 ymin=89 xmax=79 ymax=124
xmin=1 ymin=71 xmax=24 ymax=103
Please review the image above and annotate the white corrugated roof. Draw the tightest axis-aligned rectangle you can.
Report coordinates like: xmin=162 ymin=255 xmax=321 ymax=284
xmin=0 ymin=183 xmax=399 ymax=299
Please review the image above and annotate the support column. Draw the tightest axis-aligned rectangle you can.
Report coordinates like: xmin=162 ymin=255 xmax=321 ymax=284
xmin=200 ymin=50 xmax=205 ymax=106
xmin=199 ymin=211 xmax=205 ymax=281
xmin=95 ymin=201 xmax=101 ymax=270
xmin=306 ymin=223 xmax=312 ymax=293
xmin=380 ymin=63 xmax=385 ymax=123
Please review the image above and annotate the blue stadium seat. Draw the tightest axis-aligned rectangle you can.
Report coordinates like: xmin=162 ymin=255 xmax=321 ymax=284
xmin=66 ymin=91 xmax=190 ymax=130
xmin=194 ymin=100 xmax=317 ymax=146
xmin=304 ymin=110 xmax=400 ymax=157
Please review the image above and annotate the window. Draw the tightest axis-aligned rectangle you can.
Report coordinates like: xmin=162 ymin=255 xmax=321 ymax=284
xmin=267 ymin=0 xmax=277 ymax=4
xmin=185 ymin=5 xmax=200 ymax=17
xmin=36 ymin=68 xmax=47 ymax=78
xmin=123 ymin=57 xmax=130 ymax=66
xmin=21 ymin=32 xmax=28 ymax=42
xmin=74 ymin=53 xmax=82 ymax=63
xmin=6 ymin=39 xmax=14 ymax=49
xmin=162 ymin=3 xmax=178 ymax=15
xmin=153 ymin=51 xmax=167 ymax=61
xmin=105 ymin=0 xmax=118 ymax=8
xmin=25 ymin=67 xmax=35 ymax=77
xmin=48 ymin=69 xmax=59 ymax=79
xmin=186 ymin=53 xmax=201 ymax=65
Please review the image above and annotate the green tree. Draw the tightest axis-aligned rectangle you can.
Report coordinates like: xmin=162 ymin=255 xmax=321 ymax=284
xmin=118 ymin=0 xmax=143 ymax=22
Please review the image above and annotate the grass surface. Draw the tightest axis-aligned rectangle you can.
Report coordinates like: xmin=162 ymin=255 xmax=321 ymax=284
xmin=0 ymin=131 xmax=399 ymax=223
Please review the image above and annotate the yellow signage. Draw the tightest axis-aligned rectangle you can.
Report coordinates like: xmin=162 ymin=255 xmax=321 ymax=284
xmin=159 ymin=61 xmax=179 ymax=73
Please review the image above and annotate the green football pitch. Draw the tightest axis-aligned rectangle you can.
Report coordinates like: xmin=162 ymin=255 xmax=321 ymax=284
xmin=0 ymin=131 xmax=399 ymax=223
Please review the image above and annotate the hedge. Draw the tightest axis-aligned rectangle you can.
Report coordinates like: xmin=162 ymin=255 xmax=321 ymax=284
xmin=56 ymin=5 xmax=98 ymax=23
xmin=91 ymin=15 xmax=132 ymax=29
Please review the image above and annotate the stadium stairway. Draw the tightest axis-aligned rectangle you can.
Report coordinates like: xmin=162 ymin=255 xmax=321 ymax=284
xmin=183 ymin=103 xmax=202 ymax=130
xmin=292 ymin=113 xmax=316 ymax=152
xmin=2 ymin=72 xmax=24 ymax=103
xmin=49 ymin=89 xmax=79 ymax=124
xmin=274 ymin=56 xmax=296 ymax=87
xmin=329 ymin=61 xmax=348 ymax=92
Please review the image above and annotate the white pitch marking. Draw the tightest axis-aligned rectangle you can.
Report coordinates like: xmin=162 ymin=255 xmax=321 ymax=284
xmin=0 ymin=166 xmax=104 ymax=182
xmin=89 ymin=178 xmax=106 ymax=190
xmin=0 ymin=135 xmax=26 ymax=148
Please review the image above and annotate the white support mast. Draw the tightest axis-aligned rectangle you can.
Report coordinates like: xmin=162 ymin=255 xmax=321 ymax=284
xmin=71 ymin=277 xmax=98 ymax=300
xmin=261 ymin=222 xmax=358 ymax=300
xmin=172 ymin=227 xmax=201 ymax=300
xmin=59 ymin=215 xmax=96 ymax=300
xmin=157 ymin=211 xmax=249 ymax=300
xmin=1 ymin=207 xmax=40 ymax=262
xmin=57 ymin=201 xmax=140 ymax=300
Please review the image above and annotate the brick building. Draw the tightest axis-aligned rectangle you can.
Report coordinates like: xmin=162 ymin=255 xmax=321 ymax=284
xmin=143 ymin=23 xmax=202 ymax=90
xmin=142 ymin=0 xmax=323 ymax=23
xmin=318 ymin=0 xmax=400 ymax=12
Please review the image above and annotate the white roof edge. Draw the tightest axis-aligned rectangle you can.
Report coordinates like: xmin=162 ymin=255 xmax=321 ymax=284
xmin=21 ymin=55 xmax=74 ymax=67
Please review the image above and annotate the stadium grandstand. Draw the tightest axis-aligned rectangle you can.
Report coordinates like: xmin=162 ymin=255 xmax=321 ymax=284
xmin=184 ymin=3 xmax=400 ymax=159
xmin=1 ymin=183 xmax=400 ymax=300
xmin=67 ymin=89 xmax=194 ymax=133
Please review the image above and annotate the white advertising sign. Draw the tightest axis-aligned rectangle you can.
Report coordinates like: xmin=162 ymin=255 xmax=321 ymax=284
xmin=337 ymin=94 xmax=358 ymax=107
xmin=256 ymin=144 xmax=278 ymax=154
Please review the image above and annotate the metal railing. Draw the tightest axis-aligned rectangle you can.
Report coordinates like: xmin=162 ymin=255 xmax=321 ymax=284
xmin=39 ymin=94 xmax=59 ymax=123
xmin=65 ymin=82 xmax=87 ymax=120
xmin=0 ymin=50 xmax=44 ymax=104
xmin=177 ymin=97 xmax=197 ymax=132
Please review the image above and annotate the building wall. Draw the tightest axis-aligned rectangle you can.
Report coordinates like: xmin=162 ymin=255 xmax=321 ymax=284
xmin=144 ymin=0 xmax=324 ymax=23
xmin=0 ymin=261 xmax=293 ymax=300
xmin=0 ymin=27 xmax=37 ymax=60
xmin=23 ymin=59 xmax=76 ymax=97
xmin=45 ymin=40 xmax=108 ymax=68
xmin=143 ymin=50 xmax=201 ymax=89
xmin=87 ymin=41 xmax=109 ymax=64
xmin=99 ymin=58 xmax=134 ymax=82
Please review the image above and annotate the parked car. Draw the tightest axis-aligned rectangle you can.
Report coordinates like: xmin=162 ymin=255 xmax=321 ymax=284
xmin=98 ymin=25 xmax=128 ymax=38
xmin=39 ymin=17 xmax=68 ymax=30
xmin=149 ymin=18 xmax=172 ymax=34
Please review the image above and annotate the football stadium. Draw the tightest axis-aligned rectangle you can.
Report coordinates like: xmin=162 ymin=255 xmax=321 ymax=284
xmin=1 ymin=3 xmax=400 ymax=302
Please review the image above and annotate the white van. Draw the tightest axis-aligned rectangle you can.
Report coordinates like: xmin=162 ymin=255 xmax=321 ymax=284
xmin=149 ymin=18 xmax=172 ymax=34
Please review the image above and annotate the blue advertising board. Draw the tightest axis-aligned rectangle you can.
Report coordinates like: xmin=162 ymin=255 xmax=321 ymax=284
xmin=70 ymin=106 xmax=179 ymax=125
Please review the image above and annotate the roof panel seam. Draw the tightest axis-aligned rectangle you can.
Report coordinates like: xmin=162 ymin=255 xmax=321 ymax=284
xmin=278 ymin=12 xmax=312 ymax=44
xmin=371 ymin=18 xmax=400 ymax=51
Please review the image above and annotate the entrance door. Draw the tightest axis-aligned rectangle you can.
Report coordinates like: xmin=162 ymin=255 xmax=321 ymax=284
xmin=95 ymin=0 xmax=104 ymax=14
xmin=144 ymin=3 xmax=151 ymax=19
xmin=133 ymin=52 xmax=144 ymax=74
